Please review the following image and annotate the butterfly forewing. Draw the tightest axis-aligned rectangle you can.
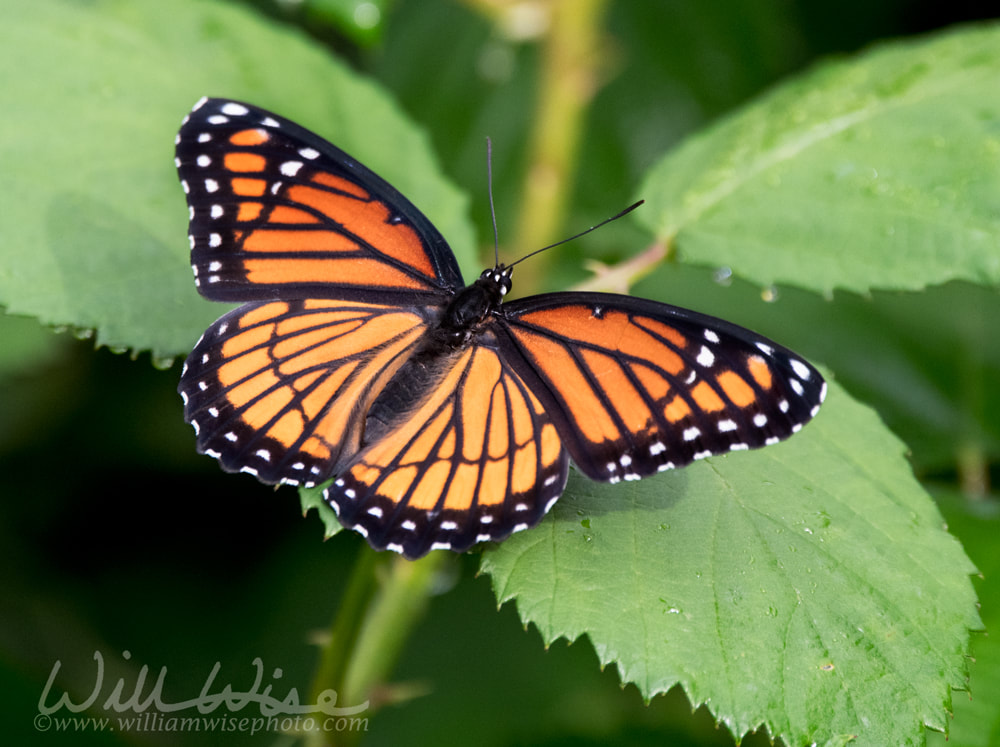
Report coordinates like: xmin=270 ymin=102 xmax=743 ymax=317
xmin=175 ymin=98 xmax=464 ymax=305
xmin=326 ymin=345 xmax=569 ymax=559
xmin=498 ymin=292 xmax=826 ymax=483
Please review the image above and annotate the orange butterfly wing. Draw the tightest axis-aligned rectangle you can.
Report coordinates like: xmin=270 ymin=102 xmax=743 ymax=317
xmin=496 ymin=293 xmax=826 ymax=483
xmin=180 ymin=298 xmax=434 ymax=486
xmin=175 ymin=98 xmax=464 ymax=305
xmin=326 ymin=344 xmax=568 ymax=558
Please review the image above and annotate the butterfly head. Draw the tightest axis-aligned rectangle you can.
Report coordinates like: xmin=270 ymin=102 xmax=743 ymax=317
xmin=438 ymin=265 xmax=512 ymax=345
xmin=479 ymin=264 xmax=513 ymax=298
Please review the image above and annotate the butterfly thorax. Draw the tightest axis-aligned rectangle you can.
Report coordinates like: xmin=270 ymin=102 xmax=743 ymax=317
xmin=438 ymin=265 xmax=512 ymax=346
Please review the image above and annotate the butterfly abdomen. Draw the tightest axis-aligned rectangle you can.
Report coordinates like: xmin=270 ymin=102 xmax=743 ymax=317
xmin=363 ymin=342 xmax=465 ymax=443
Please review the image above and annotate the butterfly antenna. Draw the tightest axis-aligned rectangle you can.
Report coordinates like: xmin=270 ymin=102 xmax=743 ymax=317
xmin=507 ymin=199 xmax=645 ymax=268
xmin=486 ymin=137 xmax=501 ymax=268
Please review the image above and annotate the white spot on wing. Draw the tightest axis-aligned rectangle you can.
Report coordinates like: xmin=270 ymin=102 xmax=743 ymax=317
xmin=281 ymin=161 xmax=303 ymax=177
xmin=790 ymin=359 xmax=811 ymax=380
xmin=221 ymin=102 xmax=249 ymax=116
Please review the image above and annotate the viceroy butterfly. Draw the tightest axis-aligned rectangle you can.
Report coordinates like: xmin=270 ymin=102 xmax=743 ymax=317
xmin=176 ymin=97 xmax=825 ymax=559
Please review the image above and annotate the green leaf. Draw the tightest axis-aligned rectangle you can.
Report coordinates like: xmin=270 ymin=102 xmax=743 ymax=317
xmin=929 ymin=493 xmax=1000 ymax=747
xmin=0 ymin=0 xmax=475 ymax=360
xmin=636 ymin=23 xmax=1000 ymax=295
xmin=300 ymin=482 xmax=343 ymax=539
xmin=480 ymin=378 xmax=980 ymax=746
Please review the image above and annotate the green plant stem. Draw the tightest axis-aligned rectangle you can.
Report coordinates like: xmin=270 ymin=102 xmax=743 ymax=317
xmin=957 ymin=442 xmax=990 ymax=498
xmin=513 ymin=0 xmax=610 ymax=291
xmin=304 ymin=549 xmax=450 ymax=747
xmin=572 ymin=239 xmax=669 ymax=293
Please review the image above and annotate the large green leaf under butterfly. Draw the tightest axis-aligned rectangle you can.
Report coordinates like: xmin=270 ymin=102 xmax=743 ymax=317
xmin=482 ymin=380 xmax=980 ymax=747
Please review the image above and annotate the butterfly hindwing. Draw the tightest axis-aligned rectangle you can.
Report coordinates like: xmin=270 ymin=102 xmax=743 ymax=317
xmin=497 ymin=292 xmax=826 ymax=483
xmin=179 ymin=298 xmax=435 ymax=486
xmin=326 ymin=344 xmax=569 ymax=559
xmin=175 ymin=98 xmax=464 ymax=305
